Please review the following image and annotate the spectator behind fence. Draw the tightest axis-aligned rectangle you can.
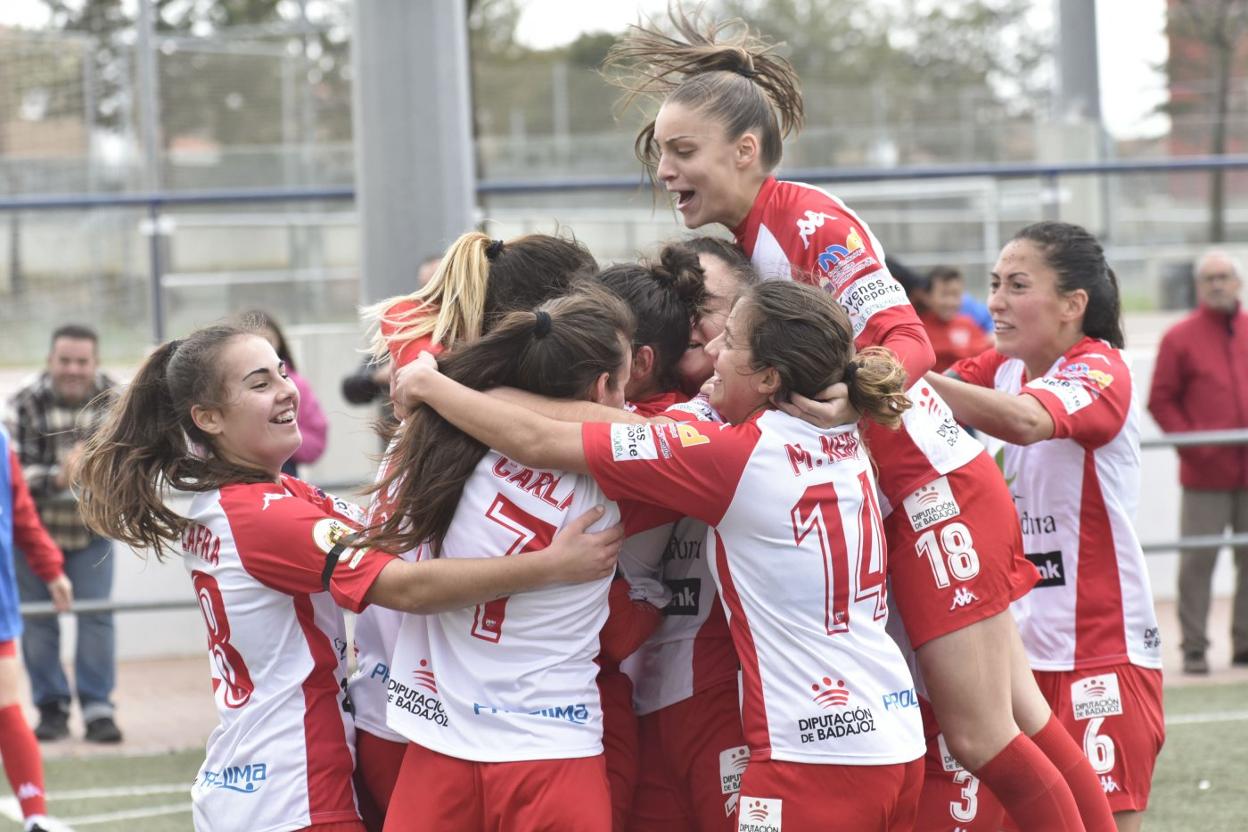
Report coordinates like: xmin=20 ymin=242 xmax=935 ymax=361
xmin=242 ymin=311 xmax=329 ymax=480
xmin=1148 ymin=250 xmax=1248 ymax=675
xmin=918 ymin=266 xmax=995 ymax=372
xmin=2 ymin=325 xmax=121 ymax=744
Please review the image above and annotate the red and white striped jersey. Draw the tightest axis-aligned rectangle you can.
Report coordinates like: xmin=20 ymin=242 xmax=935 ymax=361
xmin=733 ymin=177 xmax=983 ymax=511
xmin=584 ymin=413 xmax=923 ymax=765
xmin=179 ymin=476 xmax=393 ymax=832
xmin=952 ymin=338 xmax=1162 ymax=671
xmin=385 ymin=451 xmax=616 ymax=761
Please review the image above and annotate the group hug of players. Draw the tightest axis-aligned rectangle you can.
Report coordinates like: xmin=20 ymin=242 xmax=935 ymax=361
xmin=70 ymin=8 xmax=1162 ymax=832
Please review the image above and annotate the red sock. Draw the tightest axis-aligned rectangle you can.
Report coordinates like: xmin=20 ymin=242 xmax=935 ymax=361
xmin=973 ymin=732 xmax=1083 ymax=831
xmin=1031 ymin=714 xmax=1117 ymax=832
xmin=0 ymin=705 xmax=47 ymax=818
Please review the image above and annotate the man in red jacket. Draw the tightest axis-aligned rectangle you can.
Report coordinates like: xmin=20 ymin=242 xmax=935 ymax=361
xmin=1149 ymin=251 xmax=1248 ymax=674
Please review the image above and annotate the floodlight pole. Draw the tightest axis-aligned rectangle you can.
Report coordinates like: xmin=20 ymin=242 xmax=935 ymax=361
xmin=351 ymin=0 xmax=477 ymax=304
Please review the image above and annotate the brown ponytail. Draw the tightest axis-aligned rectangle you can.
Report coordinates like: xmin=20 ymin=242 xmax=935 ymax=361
xmin=603 ymin=4 xmax=803 ymax=175
xmin=73 ymin=325 xmax=272 ymax=558
xmin=742 ymin=281 xmax=910 ymax=429
xmin=360 ymin=285 xmax=635 ymax=556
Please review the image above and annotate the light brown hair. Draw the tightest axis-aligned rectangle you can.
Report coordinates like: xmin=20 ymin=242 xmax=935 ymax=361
xmin=604 ymin=4 xmax=803 ymax=177
xmin=742 ymin=281 xmax=910 ymax=429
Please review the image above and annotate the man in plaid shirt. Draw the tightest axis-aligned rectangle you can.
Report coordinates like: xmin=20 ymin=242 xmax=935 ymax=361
xmin=4 ymin=324 xmax=122 ymax=744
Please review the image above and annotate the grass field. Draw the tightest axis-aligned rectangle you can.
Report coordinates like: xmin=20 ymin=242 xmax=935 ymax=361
xmin=0 ymin=681 xmax=1244 ymax=831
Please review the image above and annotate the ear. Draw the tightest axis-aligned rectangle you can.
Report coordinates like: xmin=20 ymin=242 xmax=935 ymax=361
xmin=632 ymin=345 xmax=656 ymax=386
xmin=1061 ymin=288 xmax=1089 ymax=324
xmin=735 ymin=131 xmax=760 ymax=170
xmin=590 ymin=371 xmax=612 ymax=405
xmin=754 ymin=366 xmax=782 ymax=398
xmin=191 ymin=404 xmax=225 ymax=437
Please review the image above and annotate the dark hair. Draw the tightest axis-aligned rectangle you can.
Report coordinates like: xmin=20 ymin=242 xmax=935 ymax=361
xmin=741 ymin=282 xmax=910 ymax=428
xmin=73 ymin=325 xmax=274 ymax=557
xmin=596 ymin=246 xmax=707 ymax=393
xmin=50 ymin=324 xmax=98 ymax=350
xmin=361 ymin=286 xmax=635 ymax=556
xmin=928 ymin=266 xmax=964 ymax=287
xmin=369 ymin=231 xmax=598 ymax=358
xmin=239 ymin=310 xmax=295 ymax=371
xmin=884 ymin=257 xmax=926 ymax=296
xmin=672 ymin=236 xmax=759 ymax=289
xmin=1013 ymin=222 xmax=1124 ymax=349
xmin=604 ymin=5 xmax=803 ymax=176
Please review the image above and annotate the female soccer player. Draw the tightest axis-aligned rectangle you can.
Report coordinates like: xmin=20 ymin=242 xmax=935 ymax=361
xmin=72 ymin=323 xmax=622 ymax=832
xmin=348 ymin=230 xmax=599 ymax=829
xmin=602 ymin=9 xmax=1107 ymax=830
xmin=926 ymin=222 xmax=1165 ymax=832
xmin=397 ymin=280 xmax=927 ymax=830
xmin=361 ymin=286 xmax=642 ymax=832
xmin=0 ymin=426 xmax=73 ymax=832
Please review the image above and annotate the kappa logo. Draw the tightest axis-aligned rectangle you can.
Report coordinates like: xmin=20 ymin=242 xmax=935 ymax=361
xmin=811 ymin=677 xmax=851 ymax=709
xmin=719 ymin=745 xmax=749 ymax=794
xmin=950 ymin=587 xmax=978 ymax=610
xmin=1072 ymin=673 xmax=1124 ymax=720
xmin=15 ymin=782 xmax=42 ymax=800
xmin=412 ymin=659 xmax=438 ymax=695
xmin=739 ymin=796 xmax=783 ymax=832
xmin=261 ymin=492 xmax=292 ymax=511
xmin=796 ymin=209 xmax=837 ymax=249
xmin=1101 ymin=775 xmax=1121 ymax=793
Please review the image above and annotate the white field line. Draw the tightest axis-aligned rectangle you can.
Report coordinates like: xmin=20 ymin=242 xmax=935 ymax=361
xmin=1166 ymin=709 xmax=1248 ymax=726
xmin=61 ymin=803 xmax=191 ymax=826
xmin=0 ymin=784 xmax=188 ymax=823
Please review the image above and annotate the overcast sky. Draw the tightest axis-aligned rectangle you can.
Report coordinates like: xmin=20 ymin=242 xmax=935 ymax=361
xmin=0 ymin=0 xmax=1170 ymax=139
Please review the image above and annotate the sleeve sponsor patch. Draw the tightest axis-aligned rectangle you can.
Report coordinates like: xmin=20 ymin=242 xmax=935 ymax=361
xmin=666 ymin=396 xmax=724 ymax=423
xmin=609 ymin=423 xmax=658 ymax=462
xmin=901 ymin=476 xmax=960 ymax=532
xmin=1028 ymin=376 xmax=1093 ymax=414
xmin=837 ymin=274 xmax=908 ymax=337
xmin=312 ymin=518 xmax=364 ymax=568
xmin=1071 ymin=673 xmax=1124 ymax=720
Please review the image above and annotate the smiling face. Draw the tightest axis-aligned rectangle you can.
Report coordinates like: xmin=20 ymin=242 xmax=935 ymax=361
xmin=191 ymin=334 xmax=302 ymax=478
xmin=988 ymin=239 xmax=1085 ymax=374
xmin=653 ymin=101 xmax=761 ymax=230
xmin=677 ymin=251 xmax=741 ymax=395
xmin=48 ymin=336 xmax=98 ymax=405
xmin=703 ymin=299 xmax=775 ymax=424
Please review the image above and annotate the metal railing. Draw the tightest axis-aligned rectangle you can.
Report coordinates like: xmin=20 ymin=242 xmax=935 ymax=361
xmin=3 ymin=154 xmax=1248 ymax=341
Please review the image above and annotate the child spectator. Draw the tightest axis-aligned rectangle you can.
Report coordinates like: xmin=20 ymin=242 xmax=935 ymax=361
xmin=919 ymin=266 xmax=994 ymax=373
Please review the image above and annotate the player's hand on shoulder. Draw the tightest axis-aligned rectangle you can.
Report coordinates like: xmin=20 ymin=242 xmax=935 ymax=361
xmin=544 ymin=505 xmax=623 ymax=584
xmin=775 ymin=384 xmax=860 ymax=429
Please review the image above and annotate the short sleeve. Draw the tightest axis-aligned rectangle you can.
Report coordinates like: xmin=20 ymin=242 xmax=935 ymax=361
xmin=1022 ymin=349 xmax=1130 ymax=449
xmin=220 ymin=484 xmax=394 ymax=612
xmin=949 ymin=348 xmax=1009 ymax=388
xmin=582 ymin=420 xmax=760 ymax=527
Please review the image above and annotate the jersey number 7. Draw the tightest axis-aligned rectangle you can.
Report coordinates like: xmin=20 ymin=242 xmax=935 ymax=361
xmin=790 ymin=470 xmax=888 ymax=635
xmin=471 ymin=493 xmax=557 ymax=644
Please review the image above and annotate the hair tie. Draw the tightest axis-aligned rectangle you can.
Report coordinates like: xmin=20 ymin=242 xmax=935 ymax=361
xmin=485 ymin=239 xmax=505 ymax=261
xmin=843 ymin=361 xmax=859 ymax=384
xmin=533 ymin=310 xmax=553 ymax=339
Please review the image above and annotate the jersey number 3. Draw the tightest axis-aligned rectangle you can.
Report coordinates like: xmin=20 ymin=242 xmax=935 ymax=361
xmin=471 ymin=494 xmax=557 ymax=644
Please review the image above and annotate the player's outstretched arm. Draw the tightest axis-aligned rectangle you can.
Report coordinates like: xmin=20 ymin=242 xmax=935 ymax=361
xmin=394 ymin=352 xmax=591 ymax=473
xmin=925 ymin=371 xmax=1054 ymax=445
xmin=487 ymin=387 xmax=650 ymax=425
xmin=364 ymin=506 xmax=623 ymax=614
